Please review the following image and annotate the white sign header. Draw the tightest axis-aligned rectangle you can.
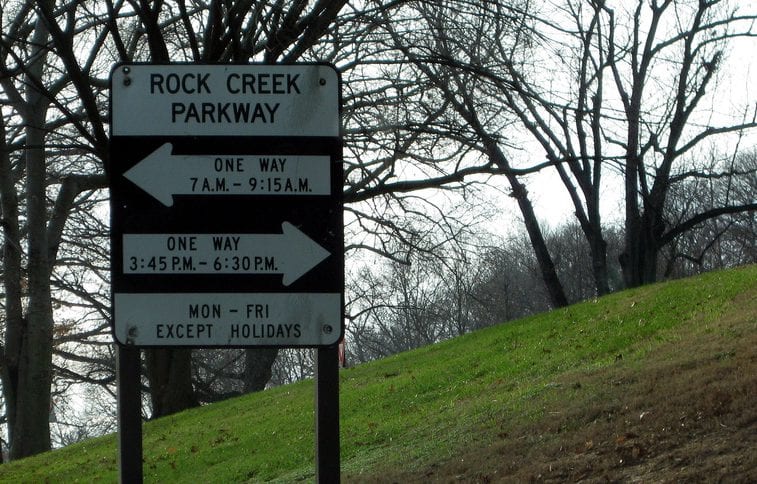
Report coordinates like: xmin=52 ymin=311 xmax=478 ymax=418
xmin=111 ymin=64 xmax=340 ymax=137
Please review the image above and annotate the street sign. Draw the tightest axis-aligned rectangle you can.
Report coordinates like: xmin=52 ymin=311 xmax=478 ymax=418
xmin=109 ymin=63 xmax=343 ymax=347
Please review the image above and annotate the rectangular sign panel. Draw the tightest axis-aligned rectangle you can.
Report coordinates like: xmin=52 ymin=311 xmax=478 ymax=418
xmin=111 ymin=64 xmax=339 ymax=137
xmin=110 ymin=63 xmax=343 ymax=347
xmin=114 ymin=293 xmax=341 ymax=346
xmin=122 ymin=224 xmax=329 ymax=285
xmin=122 ymin=145 xmax=331 ymax=206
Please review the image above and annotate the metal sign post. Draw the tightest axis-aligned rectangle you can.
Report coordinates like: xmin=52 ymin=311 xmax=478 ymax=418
xmin=316 ymin=346 xmax=340 ymax=482
xmin=116 ymin=345 xmax=142 ymax=483
xmin=110 ymin=63 xmax=343 ymax=481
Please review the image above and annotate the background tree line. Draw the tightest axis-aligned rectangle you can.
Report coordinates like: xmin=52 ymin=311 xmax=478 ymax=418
xmin=0 ymin=0 xmax=754 ymax=460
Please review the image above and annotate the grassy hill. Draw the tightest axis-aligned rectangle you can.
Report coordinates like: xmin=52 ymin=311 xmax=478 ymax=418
xmin=1 ymin=265 xmax=755 ymax=482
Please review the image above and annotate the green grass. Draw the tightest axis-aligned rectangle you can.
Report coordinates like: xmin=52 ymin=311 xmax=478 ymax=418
xmin=1 ymin=265 xmax=754 ymax=482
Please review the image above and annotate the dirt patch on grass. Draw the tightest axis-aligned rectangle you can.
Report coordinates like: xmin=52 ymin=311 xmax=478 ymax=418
xmin=351 ymin=291 xmax=756 ymax=483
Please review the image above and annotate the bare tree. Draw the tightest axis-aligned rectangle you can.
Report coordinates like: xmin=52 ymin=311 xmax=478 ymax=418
xmin=373 ymin=0 xmax=757 ymax=298
xmin=1 ymin=0 xmax=491 ymax=453
xmin=0 ymin=0 xmax=109 ymax=458
xmin=0 ymin=0 xmax=358 ymax=456
xmin=594 ymin=0 xmax=757 ymax=286
xmin=372 ymin=1 xmax=572 ymax=307
xmin=661 ymin=148 xmax=757 ymax=277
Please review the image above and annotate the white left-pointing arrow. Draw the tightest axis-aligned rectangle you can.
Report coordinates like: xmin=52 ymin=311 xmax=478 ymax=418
xmin=123 ymin=143 xmax=331 ymax=206
xmin=122 ymin=222 xmax=331 ymax=286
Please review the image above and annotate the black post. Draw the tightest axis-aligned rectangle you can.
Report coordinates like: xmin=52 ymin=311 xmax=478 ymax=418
xmin=315 ymin=345 xmax=340 ymax=483
xmin=117 ymin=344 xmax=143 ymax=483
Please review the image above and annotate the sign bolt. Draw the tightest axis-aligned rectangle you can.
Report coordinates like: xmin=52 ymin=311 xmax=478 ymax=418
xmin=322 ymin=324 xmax=333 ymax=334
xmin=122 ymin=66 xmax=132 ymax=86
xmin=126 ymin=326 xmax=138 ymax=344
xmin=319 ymin=78 xmax=326 ymax=86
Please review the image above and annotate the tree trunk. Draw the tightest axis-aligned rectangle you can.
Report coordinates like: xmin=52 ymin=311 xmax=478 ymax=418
xmin=590 ymin=232 xmax=611 ymax=296
xmin=621 ymin=85 xmax=645 ymax=288
xmin=621 ymin=191 xmax=661 ymax=288
xmin=10 ymin=112 xmax=54 ymax=460
xmin=509 ymin=179 xmax=569 ymax=308
xmin=482 ymin=142 xmax=569 ymax=309
xmin=145 ymin=349 xmax=199 ymax=418
xmin=5 ymin=10 xmax=54 ymax=459
xmin=243 ymin=349 xmax=279 ymax=393
xmin=0 ymin=108 xmax=24 ymax=460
